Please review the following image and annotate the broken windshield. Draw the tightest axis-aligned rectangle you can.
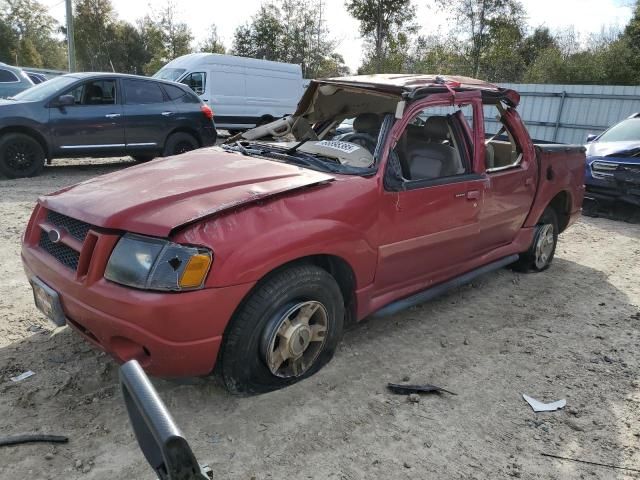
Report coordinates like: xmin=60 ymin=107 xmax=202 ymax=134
xmin=224 ymin=84 xmax=402 ymax=174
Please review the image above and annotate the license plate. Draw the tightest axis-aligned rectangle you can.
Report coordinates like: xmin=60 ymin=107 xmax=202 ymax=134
xmin=31 ymin=277 xmax=66 ymax=327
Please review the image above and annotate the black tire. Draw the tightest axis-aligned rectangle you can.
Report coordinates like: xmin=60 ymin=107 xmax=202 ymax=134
xmin=131 ymin=155 xmax=155 ymax=162
xmin=220 ymin=264 xmax=345 ymax=395
xmin=512 ymin=208 xmax=559 ymax=273
xmin=256 ymin=115 xmax=274 ymax=127
xmin=0 ymin=133 xmax=45 ymax=179
xmin=162 ymin=132 xmax=199 ymax=157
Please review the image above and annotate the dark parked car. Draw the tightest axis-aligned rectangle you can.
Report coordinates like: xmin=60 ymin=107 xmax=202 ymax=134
xmin=0 ymin=62 xmax=34 ymax=99
xmin=0 ymin=73 xmax=217 ymax=178
xmin=585 ymin=113 xmax=640 ymax=207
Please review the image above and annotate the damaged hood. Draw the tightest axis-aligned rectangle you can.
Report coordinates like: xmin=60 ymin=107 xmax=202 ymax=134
xmin=586 ymin=140 xmax=640 ymax=160
xmin=40 ymin=147 xmax=334 ymax=237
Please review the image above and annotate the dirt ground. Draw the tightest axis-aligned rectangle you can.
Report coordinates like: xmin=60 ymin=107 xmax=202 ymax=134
xmin=0 ymin=158 xmax=639 ymax=480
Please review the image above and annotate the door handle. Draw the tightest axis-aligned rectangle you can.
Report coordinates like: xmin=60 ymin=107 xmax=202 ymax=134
xmin=105 ymin=113 xmax=121 ymax=119
xmin=466 ymin=190 xmax=481 ymax=200
xmin=161 ymin=111 xmax=173 ymax=116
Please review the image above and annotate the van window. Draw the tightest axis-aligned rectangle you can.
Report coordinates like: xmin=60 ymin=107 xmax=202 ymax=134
xmin=0 ymin=69 xmax=19 ymax=83
xmin=181 ymin=72 xmax=205 ymax=95
xmin=123 ymin=79 xmax=165 ymax=104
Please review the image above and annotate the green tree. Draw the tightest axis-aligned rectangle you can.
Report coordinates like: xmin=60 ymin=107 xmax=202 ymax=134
xmin=139 ymin=1 xmax=193 ymax=73
xmin=346 ymin=0 xmax=417 ymax=73
xmin=231 ymin=1 xmax=345 ymax=78
xmin=0 ymin=13 xmax=18 ymax=63
xmin=479 ymin=15 xmax=526 ymax=81
xmin=436 ymin=0 xmax=524 ymax=77
xmin=74 ymin=0 xmax=118 ymax=71
xmin=1 ymin=0 xmax=66 ymax=68
xmin=199 ymin=25 xmax=226 ymax=54
xmin=519 ymin=27 xmax=556 ymax=67
xmin=623 ymin=0 xmax=640 ymax=50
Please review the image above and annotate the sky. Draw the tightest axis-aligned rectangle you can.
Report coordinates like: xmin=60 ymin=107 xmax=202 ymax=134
xmin=43 ymin=0 xmax=635 ymax=71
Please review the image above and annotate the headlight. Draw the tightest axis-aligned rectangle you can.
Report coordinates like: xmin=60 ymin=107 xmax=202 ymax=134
xmin=104 ymin=233 xmax=212 ymax=291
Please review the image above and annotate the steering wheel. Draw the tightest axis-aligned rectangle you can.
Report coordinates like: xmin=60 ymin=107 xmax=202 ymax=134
xmin=340 ymin=133 xmax=378 ymax=154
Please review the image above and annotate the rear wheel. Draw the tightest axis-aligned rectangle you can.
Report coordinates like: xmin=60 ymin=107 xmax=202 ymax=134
xmin=0 ymin=133 xmax=45 ymax=178
xmin=513 ymin=208 xmax=558 ymax=272
xmin=220 ymin=264 xmax=344 ymax=395
xmin=163 ymin=132 xmax=199 ymax=157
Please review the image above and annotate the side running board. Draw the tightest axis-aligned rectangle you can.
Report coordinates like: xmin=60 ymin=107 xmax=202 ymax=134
xmin=373 ymin=254 xmax=519 ymax=318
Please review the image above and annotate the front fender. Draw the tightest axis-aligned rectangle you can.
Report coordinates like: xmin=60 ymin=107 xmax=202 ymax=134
xmin=179 ymin=217 xmax=378 ymax=290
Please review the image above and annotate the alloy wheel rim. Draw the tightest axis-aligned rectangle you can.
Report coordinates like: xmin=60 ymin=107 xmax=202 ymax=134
xmin=6 ymin=141 xmax=35 ymax=171
xmin=264 ymin=301 xmax=328 ymax=378
xmin=535 ymin=224 xmax=555 ymax=269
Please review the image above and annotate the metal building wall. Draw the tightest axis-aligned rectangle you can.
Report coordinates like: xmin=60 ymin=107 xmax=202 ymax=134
xmin=498 ymin=83 xmax=640 ymax=145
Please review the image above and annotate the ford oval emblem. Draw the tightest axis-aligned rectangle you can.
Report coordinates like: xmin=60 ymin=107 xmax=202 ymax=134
xmin=48 ymin=229 xmax=61 ymax=244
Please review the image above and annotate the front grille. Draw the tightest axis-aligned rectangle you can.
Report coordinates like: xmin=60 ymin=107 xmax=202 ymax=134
xmin=39 ymin=230 xmax=80 ymax=270
xmin=46 ymin=210 xmax=91 ymax=242
xmin=591 ymin=161 xmax=618 ymax=180
xmin=37 ymin=210 xmax=94 ymax=271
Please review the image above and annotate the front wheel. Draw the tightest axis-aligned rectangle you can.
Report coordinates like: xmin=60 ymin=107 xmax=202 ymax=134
xmin=0 ymin=133 xmax=45 ymax=178
xmin=220 ymin=264 xmax=344 ymax=395
xmin=513 ymin=208 xmax=558 ymax=272
xmin=163 ymin=132 xmax=199 ymax=157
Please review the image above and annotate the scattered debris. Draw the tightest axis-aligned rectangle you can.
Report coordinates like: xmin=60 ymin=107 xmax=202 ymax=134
xmin=522 ymin=394 xmax=566 ymax=412
xmin=0 ymin=434 xmax=68 ymax=447
xmin=541 ymin=452 xmax=640 ymax=473
xmin=9 ymin=371 xmax=35 ymax=382
xmin=387 ymin=383 xmax=457 ymax=395
xmin=408 ymin=393 xmax=421 ymax=403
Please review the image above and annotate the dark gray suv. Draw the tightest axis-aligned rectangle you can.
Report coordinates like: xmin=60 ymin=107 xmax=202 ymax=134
xmin=0 ymin=73 xmax=217 ymax=178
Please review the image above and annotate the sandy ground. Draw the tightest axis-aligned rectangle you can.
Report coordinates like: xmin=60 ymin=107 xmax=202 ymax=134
xmin=0 ymin=158 xmax=639 ymax=480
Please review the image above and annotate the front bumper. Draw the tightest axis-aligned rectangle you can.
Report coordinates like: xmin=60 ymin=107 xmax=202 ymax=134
xmin=22 ymin=216 xmax=254 ymax=377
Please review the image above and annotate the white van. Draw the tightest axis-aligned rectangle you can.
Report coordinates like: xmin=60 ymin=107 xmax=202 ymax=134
xmin=153 ymin=53 xmax=304 ymax=131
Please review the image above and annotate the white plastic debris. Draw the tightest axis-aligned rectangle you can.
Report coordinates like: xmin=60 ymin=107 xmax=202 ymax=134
xmin=523 ymin=394 xmax=566 ymax=412
xmin=10 ymin=371 xmax=35 ymax=382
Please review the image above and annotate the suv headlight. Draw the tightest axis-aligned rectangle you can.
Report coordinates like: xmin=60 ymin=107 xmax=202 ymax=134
xmin=105 ymin=233 xmax=212 ymax=291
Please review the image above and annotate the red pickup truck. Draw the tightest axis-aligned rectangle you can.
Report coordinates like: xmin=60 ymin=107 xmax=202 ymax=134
xmin=22 ymin=75 xmax=585 ymax=394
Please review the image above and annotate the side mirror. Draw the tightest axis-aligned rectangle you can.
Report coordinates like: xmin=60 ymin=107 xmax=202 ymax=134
xmin=53 ymin=94 xmax=75 ymax=107
xmin=586 ymin=134 xmax=598 ymax=143
xmin=119 ymin=360 xmax=212 ymax=480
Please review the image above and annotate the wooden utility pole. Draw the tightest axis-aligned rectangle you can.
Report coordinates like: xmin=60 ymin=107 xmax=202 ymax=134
xmin=65 ymin=0 xmax=76 ymax=72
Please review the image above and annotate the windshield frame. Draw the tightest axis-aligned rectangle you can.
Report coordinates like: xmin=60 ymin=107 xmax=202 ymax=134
xmin=11 ymin=75 xmax=79 ymax=102
xmin=598 ymin=118 xmax=640 ymax=143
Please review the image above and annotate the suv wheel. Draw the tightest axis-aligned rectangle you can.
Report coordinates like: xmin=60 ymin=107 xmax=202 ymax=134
xmin=513 ymin=208 xmax=558 ymax=272
xmin=220 ymin=264 xmax=345 ymax=395
xmin=163 ymin=132 xmax=198 ymax=157
xmin=0 ymin=133 xmax=45 ymax=178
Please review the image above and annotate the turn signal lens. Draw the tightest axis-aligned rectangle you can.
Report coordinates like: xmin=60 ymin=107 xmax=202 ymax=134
xmin=179 ymin=254 xmax=212 ymax=288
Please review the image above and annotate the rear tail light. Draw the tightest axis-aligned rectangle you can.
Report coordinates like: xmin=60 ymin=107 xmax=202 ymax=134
xmin=201 ymin=104 xmax=214 ymax=120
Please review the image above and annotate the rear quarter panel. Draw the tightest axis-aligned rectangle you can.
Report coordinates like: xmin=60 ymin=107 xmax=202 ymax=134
xmin=524 ymin=144 xmax=586 ymax=228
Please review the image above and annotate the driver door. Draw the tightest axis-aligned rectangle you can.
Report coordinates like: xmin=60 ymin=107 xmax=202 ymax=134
xmin=374 ymin=95 xmax=486 ymax=296
xmin=49 ymin=78 xmax=125 ymax=156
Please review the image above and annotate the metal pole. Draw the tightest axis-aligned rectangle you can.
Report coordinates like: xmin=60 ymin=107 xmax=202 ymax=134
xmin=65 ymin=0 xmax=76 ymax=72
xmin=552 ymin=91 xmax=567 ymax=142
